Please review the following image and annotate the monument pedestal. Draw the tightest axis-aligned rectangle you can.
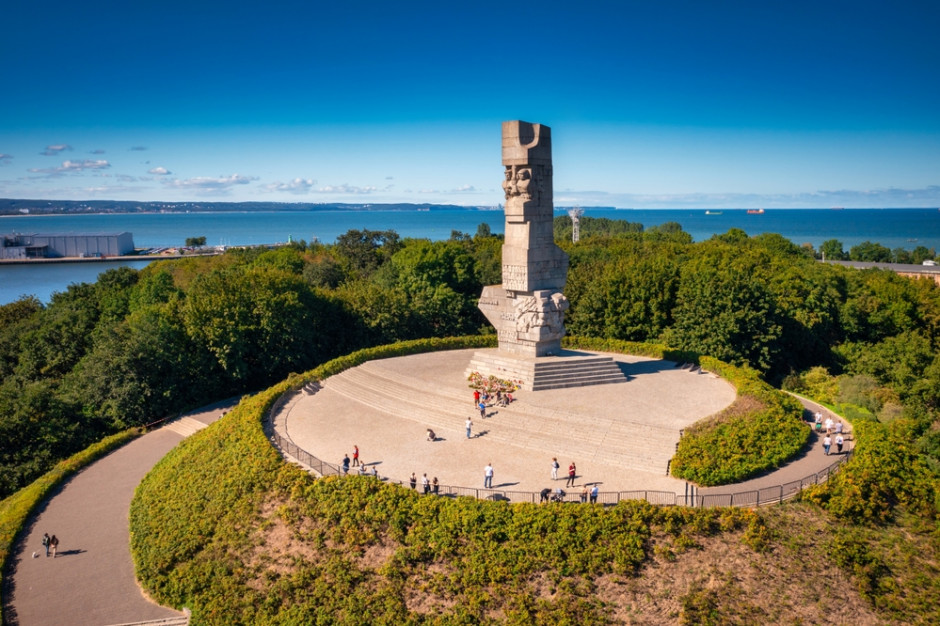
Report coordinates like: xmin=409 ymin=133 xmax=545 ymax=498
xmin=466 ymin=349 xmax=628 ymax=392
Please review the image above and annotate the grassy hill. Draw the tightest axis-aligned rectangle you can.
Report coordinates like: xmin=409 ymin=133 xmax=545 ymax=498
xmin=129 ymin=340 xmax=940 ymax=624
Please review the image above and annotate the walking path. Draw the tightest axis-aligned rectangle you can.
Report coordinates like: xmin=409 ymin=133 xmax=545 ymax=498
xmin=3 ymin=399 xmax=236 ymax=626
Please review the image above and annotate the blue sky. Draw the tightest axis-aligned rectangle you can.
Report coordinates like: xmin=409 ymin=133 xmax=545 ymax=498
xmin=2 ymin=1 xmax=938 ymax=208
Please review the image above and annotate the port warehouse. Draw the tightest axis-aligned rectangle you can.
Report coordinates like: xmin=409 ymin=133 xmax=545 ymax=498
xmin=0 ymin=232 xmax=135 ymax=259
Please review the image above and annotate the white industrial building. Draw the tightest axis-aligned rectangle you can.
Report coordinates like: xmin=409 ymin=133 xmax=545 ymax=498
xmin=0 ymin=232 xmax=135 ymax=259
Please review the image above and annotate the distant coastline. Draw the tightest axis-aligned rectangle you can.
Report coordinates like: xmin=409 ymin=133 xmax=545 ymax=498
xmin=0 ymin=199 xmax=507 ymax=217
xmin=2 ymin=198 xmax=934 ymax=217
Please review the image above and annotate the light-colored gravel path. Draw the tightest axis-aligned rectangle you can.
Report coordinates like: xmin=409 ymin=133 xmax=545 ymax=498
xmin=3 ymin=398 xmax=236 ymax=626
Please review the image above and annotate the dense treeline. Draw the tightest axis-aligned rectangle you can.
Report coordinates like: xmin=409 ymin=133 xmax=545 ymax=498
xmin=2 ymin=217 xmax=940 ymax=499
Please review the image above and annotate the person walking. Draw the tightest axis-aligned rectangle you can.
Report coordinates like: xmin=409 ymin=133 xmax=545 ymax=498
xmin=590 ymin=484 xmax=599 ymax=504
xmin=836 ymin=433 xmax=844 ymax=454
xmin=42 ymin=533 xmax=50 ymax=557
xmin=478 ymin=401 xmax=486 ymax=419
xmin=484 ymin=463 xmax=494 ymax=489
xmin=466 ymin=417 xmax=473 ymax=439
xmin=823 ymin=435 xmax=832 ymax=456
xmin=551 ymin=457 xmax=559 ymax=481
xmin=49 ymin=535 xmax=59 ymax=559
xmin=566 ymin=462 xmax=577 ymax=488
xmin=352 ymin=445 xmax=360 ymax=467
xmin=342 ymin=454 xmax=350 ymax=475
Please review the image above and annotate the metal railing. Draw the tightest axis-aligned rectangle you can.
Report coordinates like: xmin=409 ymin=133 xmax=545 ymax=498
xmin=265 ymin=390 xmax=854 ymax=508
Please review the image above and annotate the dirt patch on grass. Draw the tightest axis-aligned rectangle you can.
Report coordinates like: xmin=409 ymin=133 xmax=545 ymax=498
xmin=593 ymin=505 xmax=885 ymax=624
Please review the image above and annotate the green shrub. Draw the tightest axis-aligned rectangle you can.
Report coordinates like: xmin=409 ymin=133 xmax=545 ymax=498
xmin=804 ymin=418 xmax=938 ymax=525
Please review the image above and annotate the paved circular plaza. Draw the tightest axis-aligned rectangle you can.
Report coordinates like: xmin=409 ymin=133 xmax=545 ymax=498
xmin=280 ymin=349 xmax=738 ymax=496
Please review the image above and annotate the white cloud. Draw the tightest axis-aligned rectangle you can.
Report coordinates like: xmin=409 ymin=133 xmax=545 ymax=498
xmin=164 ymin=173 xmax=258 ymax=191
xmin=41 ymin=144 xmax=72 ymax=156
xmin=148 ymin=166 xmax=172 ymax=175
xmin=60 ymin=159 xmax=111 ymax=171
xmin=313 ymin=183 xmax=377 ymax=194
xmin=262 ymin=178 xmax=318 ymax=194
xmin=27 ymin=159 xmax=111 ymax=175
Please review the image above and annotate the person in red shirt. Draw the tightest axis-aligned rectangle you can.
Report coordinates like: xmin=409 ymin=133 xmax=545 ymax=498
xmin=566 ymin=462 xmax=577 ymax=487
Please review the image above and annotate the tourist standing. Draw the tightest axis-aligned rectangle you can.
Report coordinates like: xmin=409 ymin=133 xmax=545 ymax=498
xmin=479 ymin=401 xmax=486 ymax=419
xmin=835 ymin=420 xmax=844 ymax=435
xmin=342 ymin=454 xmax=350 ymax=475
xmin=590 ymin=484 xmax=599 ymax=504
xmin=551 ymin=457 xmax=559 ymax=481
xmin=42 ymin=533 xmax=50 ymax=557
xmin=473 ymin=390 xmax=480 ymax=406
xmin=432 ymin=476 xmax=440 ymax=495
xmin=409 ymin=473 xmax=417 ymax=490
xmin=49 ymin=535 xmax=59 ymax=559
xmin=484 ymin=463 xmax=494 ymax=489
xmin=422 ymin=473 xmax=430 ymax=494
xmin=466 ymin=417 xmax=473 ymax=439
xmin=823 ymin=435 xmax=832 ymax=456
xmin=580 ymin=485 xmax=589 ymax=503
xmin=352 ymin=445 xmax=360 ymax=467
xmin=566 ymin=462 xmax=577 ymax=487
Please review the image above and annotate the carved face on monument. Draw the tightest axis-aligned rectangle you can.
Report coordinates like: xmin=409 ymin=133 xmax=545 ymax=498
xmin=502 ymin=166 xmax=533 ymax=203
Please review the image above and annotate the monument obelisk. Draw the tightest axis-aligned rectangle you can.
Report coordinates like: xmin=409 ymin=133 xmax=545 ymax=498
xmin=467 ymin=121 xmax=627 ymax=390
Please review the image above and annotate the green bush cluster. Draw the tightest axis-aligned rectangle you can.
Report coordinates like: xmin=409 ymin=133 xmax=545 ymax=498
xmin=131 ymin=338 xmax=768 ymax=624
xmin=564 ymin=336 xmax=809 ymax=486
xmin=804 ymin=417 xmax=938 ymax=525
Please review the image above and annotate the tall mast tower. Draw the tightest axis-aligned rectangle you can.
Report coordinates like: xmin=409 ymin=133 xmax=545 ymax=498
xmin=567 ymin=206 xmax=584 ymax=243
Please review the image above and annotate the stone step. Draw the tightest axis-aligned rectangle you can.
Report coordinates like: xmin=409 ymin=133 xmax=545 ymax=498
xmin=160 ymin=416 xmax=207 ymax=438
xmin=466 ymin=351 xmax=629 ymax=391
xmin=106 ymin=615 xmax=190 ymax=626
xmin=325 ymin=366 xmax=675 ymax=472
xmin=357 ymin=362 xmax=676 ymax=442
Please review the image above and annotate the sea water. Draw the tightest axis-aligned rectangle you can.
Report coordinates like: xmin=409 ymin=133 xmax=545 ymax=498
xmin=2 ymin=208 xmax=938 ymax=305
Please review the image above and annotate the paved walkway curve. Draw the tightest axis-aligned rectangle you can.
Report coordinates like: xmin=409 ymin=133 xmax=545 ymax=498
xmin=2 ymin=398 xmax=237 ymax=626
xmin=697 ymin=394 xmax=855 ymax=499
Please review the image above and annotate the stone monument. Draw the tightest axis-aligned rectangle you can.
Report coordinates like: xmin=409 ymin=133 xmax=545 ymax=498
xmin=467 ymin=121 xmax=628 ymax=390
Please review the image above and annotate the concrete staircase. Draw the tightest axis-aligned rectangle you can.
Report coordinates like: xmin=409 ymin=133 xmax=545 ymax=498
xmin=324 ymin=360 xmax=678 ymax=473
xmin=465 ymin=349 xmax=628 ymax=391
xmin=160 ymin=416 xmax=209 ymax=438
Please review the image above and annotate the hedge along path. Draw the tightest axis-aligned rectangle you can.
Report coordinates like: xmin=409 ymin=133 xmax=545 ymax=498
xmin=1 ymin=399 xmax=235 ymax=626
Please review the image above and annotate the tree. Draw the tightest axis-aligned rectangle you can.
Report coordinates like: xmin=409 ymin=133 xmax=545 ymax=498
xmin=334 ymin=229 xmax=402 ymax=278
xmin=185 ymin=236 xmax=207 ymax=247
xmin=664 ymin=255 xmax=783 ymax=372
xmin=183 ymin=266 xmax=349 ymax=384
xmin=819 ymin=239 xmax=846 ymax=261
xmin=849 ymin=241 xmax=892 ymax=262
